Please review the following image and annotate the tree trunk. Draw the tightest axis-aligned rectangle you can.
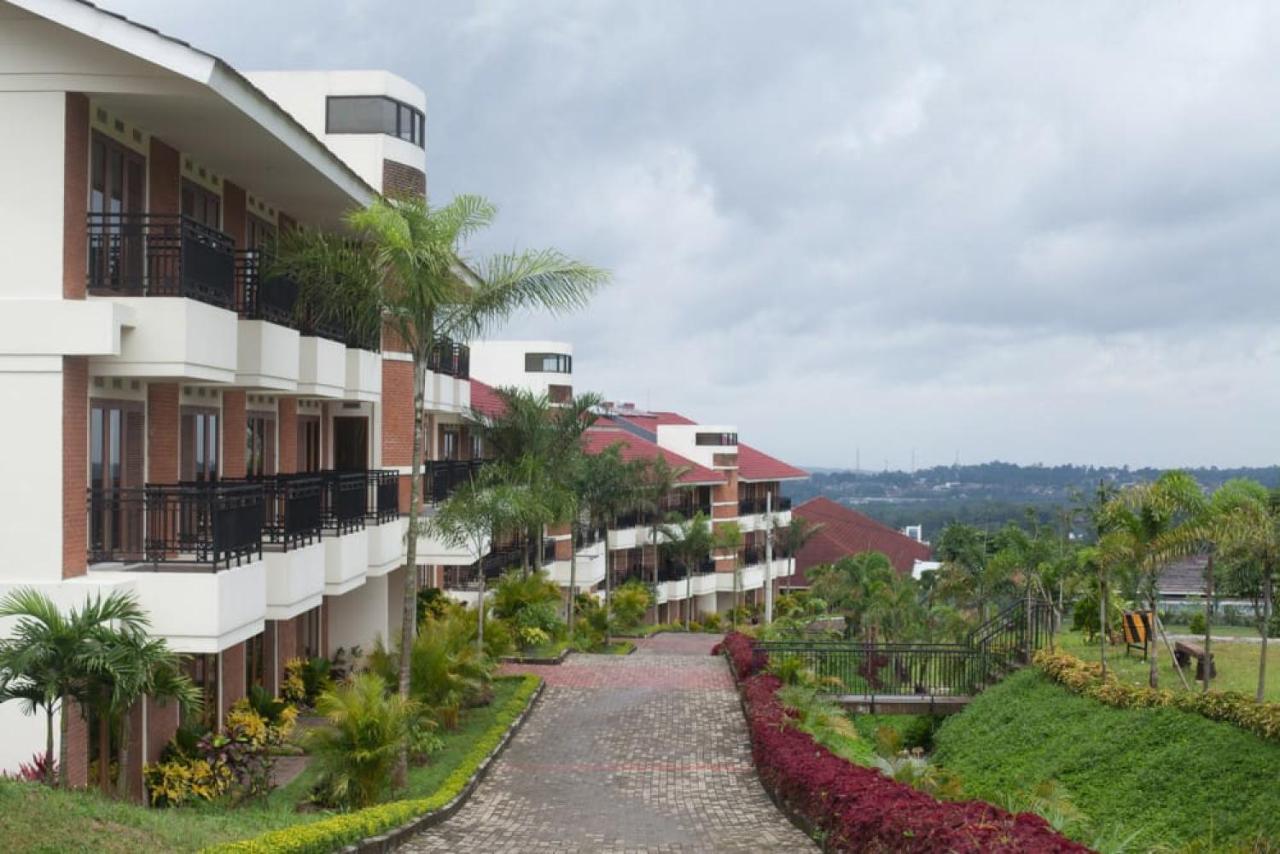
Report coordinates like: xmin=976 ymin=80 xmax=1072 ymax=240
xmin=603 ymin=520 xmax=612 ymax=646
xmin=1148 ymin=585 xmax=1160 ymax=689
xmin=45 ymin=707 xmax=55 ymax=787
xmin=1259 ymin=570 xmax=1272 ymax=703
xmin=1203 ymin=553 xmax=1214 ymax=693
xmin=685 ymin=557 xmax=693 ymax=631
xmin=98 ymin=707 xmax=111 ymax=794
xmin=115 ymin=704 xmax=131 ymax=800
xmin=394 ymin=351 xmax=429 ymax=787
xmin=567 ymin=522 xmax=578 ymax=634
xmin=477 ymin=570 xmax=486 ymax=654
xmin=651 ymin=529 xmax=660 ymax=626
xmin=59 ymin=699 xmax=70 ymax=789
xmin=1099 ymin=575 xmax=1108 ymax=678
xmin=522 ymin=528 xmax=531 ymax=578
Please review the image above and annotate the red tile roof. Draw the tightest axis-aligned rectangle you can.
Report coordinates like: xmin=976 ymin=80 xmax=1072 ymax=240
xmin=737 ymin=442 xmax=807 ymax=482
xmin=469 ymin=379 xmax=505 ymax=418
xmin=582 ymin=427 xmax=725 ymax=485
xmin=610 ymin=409 xmax=696 ymax=431
xmin=792 ymin=497 xmax=932 ymax=584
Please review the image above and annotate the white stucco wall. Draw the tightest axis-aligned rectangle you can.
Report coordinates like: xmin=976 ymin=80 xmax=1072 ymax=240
xmin=468 ymin=339 xmax=573 ymax=397
xmin=0 ymin=366 xmax=67 ymax=583
xmin=0 ymin=90 xmax=64 ymax=300
xmin=656 ymin=424 xmax=737 ymax=470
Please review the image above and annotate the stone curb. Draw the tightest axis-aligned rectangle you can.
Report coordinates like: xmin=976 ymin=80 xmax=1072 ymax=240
xmin=339 ymin=679 xmax=546 ymax=854
xmin=719 ymin=648 xmax=827 ymax=852
xmin=499 ymin=646 xmax=572 ymax=666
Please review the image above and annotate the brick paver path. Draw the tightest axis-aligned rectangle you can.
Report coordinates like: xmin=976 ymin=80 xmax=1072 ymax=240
xmin=404 ymin=633 xmax=814 ymax=853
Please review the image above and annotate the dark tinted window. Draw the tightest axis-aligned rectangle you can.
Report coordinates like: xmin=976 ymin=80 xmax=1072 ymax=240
xmin=326 ymin=96 xmax=425 ymax=148
xmin=695 ymin=432 xmax=738 ymax=446
xmin=524 ymin=352 xmax=572 ymax=373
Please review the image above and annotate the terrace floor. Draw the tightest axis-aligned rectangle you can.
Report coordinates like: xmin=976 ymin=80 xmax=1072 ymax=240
xmin=404 ymin=633 xmax=814 ymax=853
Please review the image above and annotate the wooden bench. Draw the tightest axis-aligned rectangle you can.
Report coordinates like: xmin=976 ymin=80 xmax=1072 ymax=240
xmin=1174 ymin=641 xmax=1217 ymax=680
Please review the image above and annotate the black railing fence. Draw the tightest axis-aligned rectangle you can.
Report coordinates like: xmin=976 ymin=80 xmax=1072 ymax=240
xmin=367 ymin=469 xmax=400 ymax=524
xmin=752 ymin=597 xmax=1054 ymax=698
xmin=87 ymin=483 xmax=263 ymax=569
xmin=738 ymin=495 xmax=793 ymax=515
xmin=657 ymin=557 xmax=715 ymax=583
xmin=423 ymin=459 xmax=485 ymax=504
xmin=87 ymin=212 xmax=236 ymax=308
xmin=427 ymin=339 xmax=470 ymax=379
xmin=261 ymin=474 xmax=323 ymax=551
xmin=321 ymin=471 xmax=367 ymax=535
xmin=235 ymin=249 xmax=299 ymax=327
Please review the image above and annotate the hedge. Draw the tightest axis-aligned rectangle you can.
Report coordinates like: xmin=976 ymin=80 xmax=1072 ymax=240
xmin=203 ymin=674 xmax=541 ymax=854
xmin=714 ymin=633 xmax=1085 ymax=853
xmin=1035 ymin=650 xmax=1280 ymax=742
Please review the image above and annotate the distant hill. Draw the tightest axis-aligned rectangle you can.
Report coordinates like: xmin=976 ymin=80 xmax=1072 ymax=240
xmin=782 ymin=462 xmax=1280 ymax=542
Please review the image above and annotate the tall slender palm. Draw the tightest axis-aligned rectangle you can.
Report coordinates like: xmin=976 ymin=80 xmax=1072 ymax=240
xmin=633 ymin=457 xmax=687 ymax=624
xmin=576 ymin=447 xmax=643 ymax=645
xmin=276 ymin=195 xmax=607 ymax=729
xmin=1101 ymin=470 xmax=1206 ymax=689
xmin=714 ymin=521 xmax=745 ymax=628
xmin=776 ymin=514 xmax=823 ymax=595
xmin=0 ymin=589 xmax=149 ymax=787
xmin=658 ymin=513 xmax=713 ymax=630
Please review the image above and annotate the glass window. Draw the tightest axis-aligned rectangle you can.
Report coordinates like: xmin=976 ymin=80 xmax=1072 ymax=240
xmin=695 ymin=432 xmax=738 ymax=446
xmin=524 ymin=352 xmax=572 ymax=374
xmin=327 ymin=96 xmax=425 ymax=149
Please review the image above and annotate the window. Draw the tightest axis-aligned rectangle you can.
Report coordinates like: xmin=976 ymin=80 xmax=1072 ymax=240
xmin=245 ymin=633 xmax=265 ymax=694
xmin=180 ymin=408 xmax=219 ymax=481
xmin=246 ymin=414 xmax=275 ymax=477
xmin=247 ymin=215 xmax=276 ymax=250
xmin=696 ymin=432 xmax=738 ymax=447
xmin=298 ymin=416 xmax=321 ymax=473
xmin=326 ymin=96 xmax=425 ymax=148
xmin=440 ymin=426 xmax=460 ymax=461
xmin=181 ymin=180 xmax=221 ymax=229
xmin=470 ymin=433 xmax=484 ymax=460
xmin=548 ymin=384 xmax=573 ymax=404
xmin=524 ymin=352 xmax=572 ymax=374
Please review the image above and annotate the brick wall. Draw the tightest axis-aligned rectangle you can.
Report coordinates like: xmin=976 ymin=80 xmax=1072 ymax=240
xmin=149 ymin=138 xmax=179 ymax=215
xmin=382 ymin=359 xmax=414 ymax=468
xmin=220 ymin=642 xmax=246 ymax=723
xmin=147 ymin=383 xmax=179 ymax=484
xmin=63 ymin=93 xmax=88 ymax=299
xmin=62 ymin=357 xmax=87 ymax=579
xmin=222 ymin=390 xmax=246 ymax=478
xmin=277 ymin=397 xmax=297 ymax=474
xmin=382 ymin=159 xmax=426 ymax=199
xmin=271 ymin=617 xmax=298 ymax=696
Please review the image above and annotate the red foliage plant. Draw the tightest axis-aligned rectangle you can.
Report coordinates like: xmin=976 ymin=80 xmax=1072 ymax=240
xmin=715 ymin=632 xmax=1090 ymax=853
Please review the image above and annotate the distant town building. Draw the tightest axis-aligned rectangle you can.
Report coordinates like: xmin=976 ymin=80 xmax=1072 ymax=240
xmin=791 ymin=497 xmax=933 ymax=586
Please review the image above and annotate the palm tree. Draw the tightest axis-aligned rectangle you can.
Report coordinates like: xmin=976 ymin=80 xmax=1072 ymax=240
xmin=578 ymin=447 xmax=644 ymax=645
xmin=276 ymin=195 xmax=607 ymax=722
xmin=714 ymin=521 xmax=745 ymax=628
xmin=0 ymin=589 xmax=149 ymax=787
xmin=935 ymin=523 xmax=1004 ymax=624
xmin=658 ymin=512 xmax=713 ymax=630
xmin=777 ymin=514 xmax=824 ymax=595
xmin=633 ymin=457 xmax=687 ymax=625
xmin=1102 ymin=470 xmax=1206 ymax=689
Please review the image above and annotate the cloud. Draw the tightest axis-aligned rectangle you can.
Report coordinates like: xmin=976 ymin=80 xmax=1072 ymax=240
xmin=104 ymin=0 xmax=1280 ymax=468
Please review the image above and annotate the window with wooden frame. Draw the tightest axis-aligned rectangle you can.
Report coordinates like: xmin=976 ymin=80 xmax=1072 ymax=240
xmin=180 ymin=407 xmax=219 ymax=482
xmin=181 ymin=179 xmax=221 ymax=229
xmin=246 ymin=413 xmax=276 ymax=477
xmin=298 ymin=416 xmax=321 ymax=473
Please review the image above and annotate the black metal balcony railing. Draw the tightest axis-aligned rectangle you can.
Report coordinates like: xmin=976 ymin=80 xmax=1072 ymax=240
xmin=298 ymin=307 xmax=347 ymax=344
xmin=573 ymin=526 xmax=604 ymax=549
xmin=742 ymin=545 xmax=767 ymax=566
xmin=427 ymin=339 xmax=470 ymax=379
xmin=738 ymin=495 xmax=793 ymax=515
xmin=261 ymin=474 xmax=323 ymax=551
xmin=657 ymin=557 xmax=715 ymax=583
xmin=87 ymin=483 xmax=263 ymax=569
xmin=367 ymin=470 xmax=400 ymax=524
xmin=87 ymin=212 xmax=236 ymax=309
xmin=235 ymin=249 xmax=299 ymax=327
xmin=321 ymin=471 xmax=368 ymax=535
xmin=611 ymin=563 xmax=649 ymax=586
xmin=658 ymin=500 xmax=713 ymax=522
xmin=423 ymin=459 xmax=485 ymax=504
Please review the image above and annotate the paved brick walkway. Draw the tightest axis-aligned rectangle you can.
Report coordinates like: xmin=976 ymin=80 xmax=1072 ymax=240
xmin=404 ymin=633 xmax=814 ymax=853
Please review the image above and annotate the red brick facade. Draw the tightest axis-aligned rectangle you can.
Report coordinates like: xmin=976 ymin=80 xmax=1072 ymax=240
xmin=381 ymin=360 xmax=414 ymax=467
xmin=222 ymin=390 xmax=247 ymax=478
xmin=382 ymin=159 xmax=426 ymax=199
xmin=62 ymin=357 xmax=87 ymax=579
xmin=147 ymin=383 xmax=180 ymax=484
xmin=63 ymin=93 xmax=88 ymax=299
xmin=149 ymin=138 xmax=179 ymax=215
xmin=277 ymin=397 xmax=298 ymax=474
xmin=220 ymin=642 xmax=246 ymax=723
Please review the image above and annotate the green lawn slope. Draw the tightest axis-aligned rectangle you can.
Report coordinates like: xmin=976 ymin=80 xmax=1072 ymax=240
xmin=933 ymin=668 xmax=1280 ymax=850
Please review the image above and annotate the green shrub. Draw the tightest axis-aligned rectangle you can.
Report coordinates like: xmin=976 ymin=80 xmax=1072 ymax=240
xmin=701 ymin=612 xmax=722 ymax=632
xmin=610 ymin=581 xmax=652 ymax=631
xmin=934 ymin=667 xmax=1280 ymax=847
xmin=366 ymin=612 xmax=494 ymax=719
xmin=492 ymin=571 xmax=564 ymax=639
xmin=1188 ymin=612 xmax=1207 ymax=635
xmin=306 ymin=673 xmax=419 ymax=809
xmin=206 ymin=676 xmax=540 ymax=854
xmin=1071 ymin=588 xmax=1125 ymax=642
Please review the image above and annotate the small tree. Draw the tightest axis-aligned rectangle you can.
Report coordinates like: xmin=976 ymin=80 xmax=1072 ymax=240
xmin=714 ymin=521 xmax=745 ymax=628
xmin=658 ymin=512 xmax=713 ymax=630
xmin=0 ymin=589 xmax=152 ymax=788
xmin=633 ymin=457 xmax=687 ymax=624
xmin=428 ymin=479 xmax=530 ymax=654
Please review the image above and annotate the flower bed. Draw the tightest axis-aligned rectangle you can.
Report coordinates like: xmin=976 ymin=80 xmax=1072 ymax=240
xmin=715 ymin=633 xmax=1086 ymax=853
xmin=1036 ymin=650 xmax=1280 ymax=742
xmin=203 ymin=675 xmax=541 ymax=854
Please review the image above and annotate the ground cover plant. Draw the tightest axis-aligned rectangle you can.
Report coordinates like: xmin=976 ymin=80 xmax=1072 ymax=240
xmin=714 ymin=632 xmax=1085 ymax=853
xmin=933 ymin=667 xmax=1280 ymax=849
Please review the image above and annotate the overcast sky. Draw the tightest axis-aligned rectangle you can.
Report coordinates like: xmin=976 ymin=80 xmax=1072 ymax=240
xmin=108 ymin=0 xmax=1280 ymax=470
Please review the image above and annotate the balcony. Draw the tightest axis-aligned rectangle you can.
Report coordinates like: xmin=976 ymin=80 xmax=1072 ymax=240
xmin=738 ymin=495 xmax=792 ymax=515
xmin=427 ymin=339 xmax=470 ymax=379
xmin=235 ymin=249 xmax=299 ymax=327
xmin=366 ymin=470 xmax=405 ymax=575
xmin=87 ymin=213 xmax=236 ymax=309
xmin=658 ymin=557 xmax=715 ymax=583
xmin=423 ymin=459 xmax=485 ymax=504
xmin=87 ymin=482 xmax=264 ymax=569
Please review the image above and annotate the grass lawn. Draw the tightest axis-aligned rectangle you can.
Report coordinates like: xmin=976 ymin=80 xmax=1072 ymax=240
xmin=510 ymin=638 xmax=570 ymax=660
xmin=0 ymin=677 xmax=524 ymax=853
xmin=590 ymin=640 xmax=635 ymax=655
xmin=933 ymin=668 xmax=1280 ymax=850
xmin=1057 ymin=630 xmax=1280 ymax=701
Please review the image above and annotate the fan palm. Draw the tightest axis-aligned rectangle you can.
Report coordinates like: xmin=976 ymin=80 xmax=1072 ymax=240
xmin=274 ymin=194 xmax=606 ymax=747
